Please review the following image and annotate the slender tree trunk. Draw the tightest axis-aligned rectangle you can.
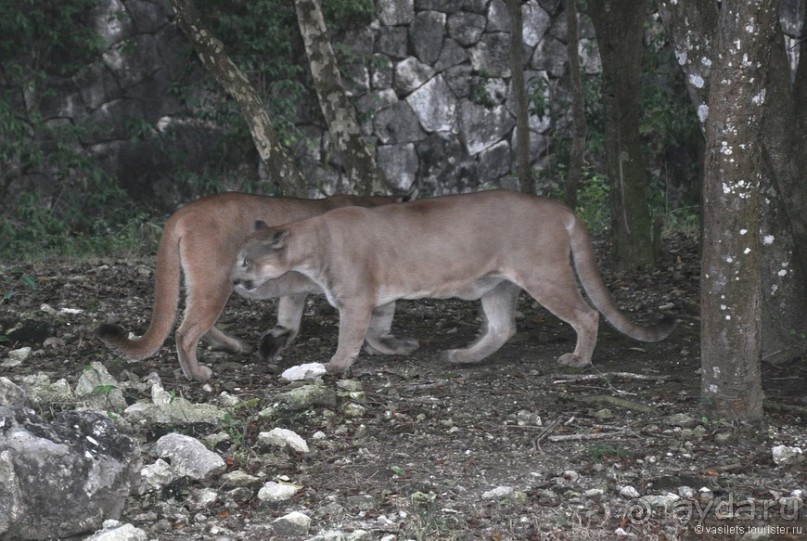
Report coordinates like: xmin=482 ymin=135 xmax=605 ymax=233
xmin=294 ymin=0 xmax=384 ymax=195
xmin=589 ymin=0 xmax=656 ymax=271
xmin=757 ymin=19 xmax=807 ymax=363
xmin=508 ymin=0 xmax=534 ymax=194
xmin=564 ymin=0 xmax=586 ymax=209
xmin=172 ymin=0 xmax=307 ymax=197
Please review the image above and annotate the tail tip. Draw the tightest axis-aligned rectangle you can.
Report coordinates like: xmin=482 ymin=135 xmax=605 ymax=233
xmin=656 ymin=314 xmax=677 ymax=339
xmin=96 ymin=323 xmax=126 ymax=344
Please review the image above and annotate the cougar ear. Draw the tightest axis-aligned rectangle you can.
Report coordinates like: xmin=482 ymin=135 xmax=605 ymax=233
xmin=267 ymin=230 xmax=290 ymax=249
xmin=254 ymin=220 xmax=269 ymax=231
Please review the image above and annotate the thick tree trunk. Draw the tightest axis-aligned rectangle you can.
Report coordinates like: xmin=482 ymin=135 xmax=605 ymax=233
xmin=294 ymin=0 xmax=384 ymax=195
xmin=508 ymin=0 xmax=534 ymax=194
xmin=660 ymin=0 xmax=807 ymax=388
xmin=699 ymin=1 xmax=779 ymax=421
xmin=589 ymin=0 xmax=656 ymax=271
xmin=172 ymin=0 xmax=307 ymax=197
xmin=564 ymin=0 xmax=586 ymax=209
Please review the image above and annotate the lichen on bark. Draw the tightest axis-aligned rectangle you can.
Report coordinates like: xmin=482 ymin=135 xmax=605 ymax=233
xmin=294 ymin=0 xmax=384 ymax=195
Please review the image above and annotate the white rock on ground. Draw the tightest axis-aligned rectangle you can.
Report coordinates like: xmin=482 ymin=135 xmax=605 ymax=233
xmin=271 ymin=511 xmax=311 ymax=536
xmin=8 ymin=347 xmax=32 ymax=362
xmin=619 ymin=485 xmax=640 ymax=499
xmin=154 ymin=433 xmax=226 ymax=481
xmin=258 ymin=427 xmax=310 ymax=453
xmin=772 ymin=445 xmax=804 ymax=466
xmin=139 ymin=458 xmax=175 ymax=492
xmin=85 ymin=521 xmax=148 ymax=541
xmin=257 ymin=481 xmax=302 ymax=502
xmin=482 ymin=486 xmax=513 ymax=500
xmin=281 ymin=362 xmax=327 ymax=382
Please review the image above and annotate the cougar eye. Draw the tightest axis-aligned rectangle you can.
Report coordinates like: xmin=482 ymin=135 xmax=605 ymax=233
xmin=242 ymin=257 xmax=250 ymax=269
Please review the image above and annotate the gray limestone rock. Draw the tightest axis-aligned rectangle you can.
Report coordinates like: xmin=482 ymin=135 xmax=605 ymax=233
xmin=415 ymin=0 xmax=464 ymax=13
xmin=378 ymin=143 xmax=419 ymax=190
xmin=478 ymin=140 xmax=512 ymax=180
xmin=411 ymin=11 xmax=446 ymax=65
xmin=0 ymin=403 xmax=139 ymax=540
xmin=379 ymin=0 xmax=414 ymax=25
xmin=272 ymin=511 xmax=311 ymax=536
xmin=75 ymin=361 xmax=127 ymax=413
xmin=394 ymin=57 xmax=436 ymax=95
xmin=406 ymin=75 xmax=458 ymax=133
xmin=470 ymin=32 xmax=512 ymax=77
xmin=487 ymin=0 xmax=511 ymax=32
xmin=373 ymin=101 xmax=426 ymax=144
xmin=459 ymin=101 xmax=516 ymax=155
xmin=522 ymin=1 xmax=552 ymax=47
xmin=447 ymin=12 xmax=487 ymax=46
xmin=376 ymin=26 xmax=408 ymax=58
xmin=268 ymin=384 xmax=338 ymax=412
xmin=434 ymin=38 xmax=468 ymax=71
xmin=154 ymin=433 xmax=226 ymax=481
xmin=0 ymin=377 xmax=30 ymax=407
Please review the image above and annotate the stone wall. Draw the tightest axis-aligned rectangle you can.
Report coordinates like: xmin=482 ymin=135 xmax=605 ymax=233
xmin=340 ymin=0 xmax=598 ymax=194
xmin=3 ymin=0 xmax=257 ymax=212
xmin=6 ymin=0 xmax=597 ymax=211
xmin=77 ymin=0 xmax=256 ymax=204
xmin=310 ymin=0 xmax=599 ymax=195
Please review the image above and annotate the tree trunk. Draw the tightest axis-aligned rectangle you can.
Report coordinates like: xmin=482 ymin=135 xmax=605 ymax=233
xmin=588 ymin=0 xmax=656 ymax=271
xmin=564 ymin=0 xmax=586 ymax=209
xmin=508 ymin=0 xmax=534 ymax=194
xmin=172 ymin=0 xmax=307 ymax=197
xmin=294 ymin=0 xmax=384 ymax=195
xmin=757 ymin=19 xmax=807 ymax=363
xmin=699 ymin=0 xmax=779 ymax=422
xmin=659 ymin=0 xmax=806 ymax=419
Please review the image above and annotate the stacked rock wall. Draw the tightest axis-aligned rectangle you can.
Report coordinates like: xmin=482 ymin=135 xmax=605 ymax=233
xmin=6 ymin=0 xmax=597 ymax=209
xmin=316 ymin=0 xmax=600 ymax=194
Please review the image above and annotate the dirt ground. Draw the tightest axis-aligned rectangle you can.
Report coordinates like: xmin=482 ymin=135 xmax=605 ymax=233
xmin=2 ymin=236 xmax=807 ymax=540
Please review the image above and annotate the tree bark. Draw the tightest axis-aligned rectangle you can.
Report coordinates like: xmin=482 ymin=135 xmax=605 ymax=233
xmin=294 ymin=0 xmax=384 ymax=195
xmin=172 ymin=0 xmax=306 ymax=197
xmin=700 ymin=0 xmax=779 ymax=422
xmin=588 ymin=0 xmax=656 ymax=271
xmin=508 ymin=0 xmax=534 ymax=194
xmin=659 ymin=0 xmax=806 ymax=419
xmin=564 ymin=0 xmax=586 ymax=209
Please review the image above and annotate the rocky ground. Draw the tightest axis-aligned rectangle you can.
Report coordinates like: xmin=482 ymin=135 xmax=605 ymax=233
xmin=2 ymin=236 xmax=807 ymax=541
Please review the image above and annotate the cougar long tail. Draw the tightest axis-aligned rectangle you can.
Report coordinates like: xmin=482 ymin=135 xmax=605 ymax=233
xmin=96 ymin=226 xmax=181 ymax=360
xmin=567 ymin=216 xmax=675 ymax=342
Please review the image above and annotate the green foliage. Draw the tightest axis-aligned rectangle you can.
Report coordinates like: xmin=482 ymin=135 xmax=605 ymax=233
xmin=574 ymin=169 xmax=611 ymax=233
xmin=90 ymin=384 xmax=119 ymax=396
xmin=0 ymin=0 xmax=148 ymax=260
xmin=321 ymin=0 xmax=375 ymax=29
xmin=1 ymin=268 xmax=37 ymax=305
xmin=0 ymin=0 xmax=102 ymax=80
xmin=189 ymin=0 xmax=306 ymax=148
xmin=0 ymin=163 xmax=147 ymax=260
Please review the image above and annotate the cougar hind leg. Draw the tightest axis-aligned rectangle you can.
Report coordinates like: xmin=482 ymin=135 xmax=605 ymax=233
xmin=175 ymin=282 xmax=232 ymax=381
xmin=516 ymin=268 xmax=599 ymax=368
xmin=445 ymin=282 xmax=519 ymax=364
xmin=364 ymin=302 xmax=420 ymax=355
